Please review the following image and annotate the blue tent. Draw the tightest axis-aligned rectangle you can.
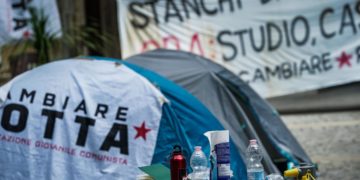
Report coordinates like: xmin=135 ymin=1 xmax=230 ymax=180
xmin=126 ymin=49 xmax=313 ymax=173
xmin=0 ymin=58 xmax=246 ymax=179
xmin=93 ymin=57 xmax=247 ymax=179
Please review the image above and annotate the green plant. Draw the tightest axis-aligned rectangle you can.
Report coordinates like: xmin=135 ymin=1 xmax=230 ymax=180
xmin=11 ymin=7 xmax=109 ymax=65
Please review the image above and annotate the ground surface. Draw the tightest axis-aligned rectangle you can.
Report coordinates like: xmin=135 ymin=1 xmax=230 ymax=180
xmin=281 ymin=111 xmax=360 ymax=180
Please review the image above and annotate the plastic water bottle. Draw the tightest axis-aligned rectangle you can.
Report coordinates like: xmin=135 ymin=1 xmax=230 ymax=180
xmin=265 ymin=174 xmax=283 ymax=180
xmin=190 ymin=146 xmax=209 ymax=180
xmin=246 ymin=139 xmax=264 ymax=180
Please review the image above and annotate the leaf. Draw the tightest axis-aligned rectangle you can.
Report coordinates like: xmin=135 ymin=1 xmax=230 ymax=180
xmin=10 ymin=7 xmax=112 ymax=64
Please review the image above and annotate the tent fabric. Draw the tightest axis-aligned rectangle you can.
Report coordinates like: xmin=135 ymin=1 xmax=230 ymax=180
xmin=91 ymin=56 xmax=247 ymax=180
xmin=0 ymin=59 xmax=166 ymax=179
xmin=126 ymin=49 xmax=312 ymax=171
xmin=0 ymin=58 xmax=247 ymax=179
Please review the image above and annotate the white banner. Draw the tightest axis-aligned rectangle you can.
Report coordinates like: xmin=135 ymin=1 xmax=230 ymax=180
xmin=118 ymin=0 xmax=360 ymax=97
xmin=0 ymin=0 xmax=61 ymax=46
xmin=0 ymin=59 xmax=165 ymax=179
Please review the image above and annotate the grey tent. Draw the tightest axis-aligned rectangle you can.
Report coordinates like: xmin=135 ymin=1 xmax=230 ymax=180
xmin=126 ymin=49 xmax=312 ymax=173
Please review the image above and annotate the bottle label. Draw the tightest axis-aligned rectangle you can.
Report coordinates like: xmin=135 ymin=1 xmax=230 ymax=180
xmin=218 ymin=164 xmax=231 ymax=176
xmin=215 ymin=143 xmax=230 ymax=164
xmin=215 ymin=142 xmax=231 ymax=179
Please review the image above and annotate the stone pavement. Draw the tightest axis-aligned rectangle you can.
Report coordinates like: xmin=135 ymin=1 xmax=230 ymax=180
xmin=282 ymin=111 xmax=360 ymax=180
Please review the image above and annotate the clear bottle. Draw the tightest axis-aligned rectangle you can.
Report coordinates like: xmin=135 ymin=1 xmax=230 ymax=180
xmin=190 ymin=146 xmax=209 ymax=180
xmin=246 ymin=139 xmax=264 ymax=180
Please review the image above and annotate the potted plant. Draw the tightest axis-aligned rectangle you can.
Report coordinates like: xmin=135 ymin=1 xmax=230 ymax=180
xmin=9 ymin=7 xmax=109 ymax=76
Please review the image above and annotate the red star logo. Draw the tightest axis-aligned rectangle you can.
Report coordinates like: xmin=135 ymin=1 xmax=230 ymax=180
xmin=336 ymin=52 xmax=352 ymax=68
xmin=134 ymin=121 xmax=151 ymax=141
xmin=23 ymin=30 xmax=31 ymax=39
